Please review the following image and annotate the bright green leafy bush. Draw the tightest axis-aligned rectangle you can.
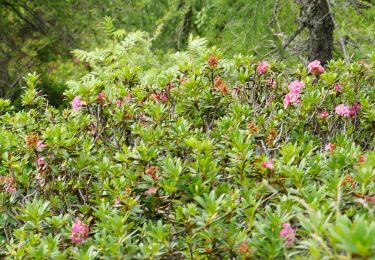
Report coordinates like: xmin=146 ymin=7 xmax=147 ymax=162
xmin=0 ymin=27 xmax=374 ymax=259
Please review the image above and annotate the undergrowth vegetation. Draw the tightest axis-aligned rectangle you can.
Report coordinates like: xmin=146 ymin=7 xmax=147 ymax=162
xmin=0 ymin=26 xmax=375 ymax=259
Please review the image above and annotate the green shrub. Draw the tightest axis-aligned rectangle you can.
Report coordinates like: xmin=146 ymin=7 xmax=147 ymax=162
xmin=0 ymin=28 xmax=374 ymax=259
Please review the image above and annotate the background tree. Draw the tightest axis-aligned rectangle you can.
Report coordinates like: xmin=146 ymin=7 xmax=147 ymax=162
xmin=0 ymin=0 xmax=374 ymax=105
xmin=297 ymin=0 xmax=334 ymax=64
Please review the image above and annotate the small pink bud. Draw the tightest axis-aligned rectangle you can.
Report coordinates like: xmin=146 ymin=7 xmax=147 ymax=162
xmin=146 ymin=187 xmax=157 ymax=195
xmin=319 ymin=111 xmax=329 ymax=119
xmin=325 ymin=143 xmax=336 ymax=153
xmin=36 ymin=140 xmax=45 ymax=151
xmin=257 ymin=61 xmax=268 ymax=75
xmin=280 ymin=223 xmax=296 ymax=246
xmin=334 ymin=84 xmax=342 ymax=92
xmin=261 ymin=160 xmax=274 ymax=171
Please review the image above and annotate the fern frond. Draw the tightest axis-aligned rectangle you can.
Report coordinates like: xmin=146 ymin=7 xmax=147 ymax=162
xmin=187 ymin=35 xmax=207 ymax=58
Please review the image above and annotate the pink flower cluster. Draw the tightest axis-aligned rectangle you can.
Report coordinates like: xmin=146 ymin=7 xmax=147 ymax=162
xmin=0 ymin=176 xmax=16 ymax=193
xmin=307 ymin=60 xmax=324 ymax=74
xmin=37 ymin=156 xmax=47 ymax=168
xmin=319 ymin=111 xmax=329 ymax=119
xmin=325 ymin=143 xmax=336 ymax=154
xmin=261 ymin=160 xmax=274 ymax=171
xmin=71 ymin=96 xmax=83 ymax=110
xmin=71 ymin=218 xmax=89 ymax=244
xmin=349 ymin=102 xmax=361 ymax=118
xmin=364 ymin=196 xmax=375 ymax=203
xmin=151 ymin=92 xmax=168 ymax=103
xmin=279 ymin=223 xmax=296 ymax=246
xmin=283 ymin=81 xmax=304 ymax=109
xmin=37 ymin=140 xmax=45 ymax=151
xmin=257 ymin=61 xmax=268 ymax=75
xmin=335 ymin=104 xmax=350 ymax=117
xmin=146 ymin=187 xmax=158 ymax=195
xmin=334 ymin=84 xmax=342 ymax=92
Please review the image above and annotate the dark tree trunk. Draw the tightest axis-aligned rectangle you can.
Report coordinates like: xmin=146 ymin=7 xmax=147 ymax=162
xmin=297 ymin=0 xmax=334 ymax=64
xmin=177 ymin=1 xmax=193 ymax=49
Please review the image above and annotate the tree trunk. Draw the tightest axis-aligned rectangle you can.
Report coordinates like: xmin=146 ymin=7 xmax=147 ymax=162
xmin=177 ymin=1 xmax=193 ymax=49
xmin=297 ymin=0 xmax=334 ymax=64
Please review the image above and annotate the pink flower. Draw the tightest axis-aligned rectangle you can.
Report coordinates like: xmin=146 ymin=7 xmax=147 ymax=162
xmin=114 ymin=198 xmax=121 ymax=206
xmin=96 ymin=92 xmax=106 ymax=103
xmin=146 ymin=187 xmax=157 ymax=195
xmin=36 ymin=140 xmax=45 ymax=151
xmin=358 ymin=155 xmax=366 ymax=164
xmin=283 ymin=94 xmax=292 ymax=109
xmin=71 ymin=97 xmax=83 ymax=110
xmin=257 ymin=61 xmax=268 ymax=75
xmin=319 ymin=111 xmax=329 ymax=119
xmin=283 ymin=92 xmax=300 ymax=109
xmin=335 ymin=104 xmax=351 ymax=117
xmin=288 ymin=81 xmax=305 ymax=94
xmin=280 ymin=223 xmax=296 ymax=246
xmin=284 ymin=81 xmax=304 ymax=109
xmin=334 ymin=84 xmax=342 ymax=92
xmin=153 ymin=93 xmax=168 ymax=103
xmin=364 ymin=196 xmax=375 ymax=203
xmin=261 ymin=160 xmax=274 ymax=171
xmin=307 ymin=60 xmax=324 ymax=74
xmin=5 ymin=186 xmax=16 ymax=193
xmin=0 ymin=176 xmax=16 ymax=193
xmin=116 ymin=100 xmax=124 ymax=107
xmin=325 ymin=143 xmax=336 ymax=153
xmin=349 ymin=102 xmax=361 ymax=118
xmin=37 ymin=157 xmax=46 ymax=167
xmin=71 ymin=218 xmax=89 ymax=244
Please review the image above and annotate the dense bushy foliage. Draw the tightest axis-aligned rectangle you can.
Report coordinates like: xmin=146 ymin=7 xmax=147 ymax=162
xmin=2 ymin=1 xmax=375 ymax=106
xmin=0 ymin=29 xmax=375 ymax=259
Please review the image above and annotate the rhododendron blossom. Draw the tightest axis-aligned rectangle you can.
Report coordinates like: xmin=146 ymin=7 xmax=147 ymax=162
xmin=335 ymin=104 xmax=350 ymax=117
xmin=208 ymin=54 xmax=219 ymax=68
xmin=71 ymin=219 xmax=89 ymax=244
xmin=284 ymin=81 xmax=304 ymax=109
xmin=325 ymin=143 xmax=336 ymax=153
xmin=288 ymin=80 xmax=304 ymax=93
xmin=37 ymin=157 xmax=46 ymax=167
xmin=36 ymin=140 xmax=45 ymax=151
xmin=152 ymin=93 xmax=168 ymax=103
xmin=96 ymin=91 xmax=106 ymax=103
xmin=358 ymin=155 xmax=366 ymax=164
xmin=280 ymin=223 xmax=296 ymax=246
xmin=114 ymin=198 xmax=121 ymax=206
xmin=319 ymin=111 xmax=329 ymax=119
xmin=146 ymin=187 xmax=157 ymax=195
xmin=116 ymin=100 xmax=124 ymax=107
xmin=257 ymin=61 xmax=268 ymax=75
xmin=307 ymin=60 xmax=324 ymax=74
xmin=349 ymin=102 xmax=361 ymax=118
xmin=261 ymin=160 xmax=274 ymax=171
xmin=71 ymin=97 xmax=83 ymax=110
xmin=334 ymin=84 xmax=342 ymax=92
xmin=364 ymin=196 xmax=375 ymax=203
